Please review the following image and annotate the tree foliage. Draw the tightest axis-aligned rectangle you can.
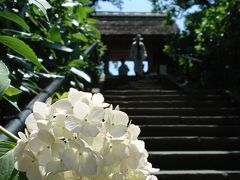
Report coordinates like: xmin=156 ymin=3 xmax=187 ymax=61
xmin=152 ymin=0 xmax=240 ymax=90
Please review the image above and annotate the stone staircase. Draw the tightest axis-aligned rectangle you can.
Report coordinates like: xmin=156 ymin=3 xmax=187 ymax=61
xmin=102 ymin=75 xmax=240 ymax=180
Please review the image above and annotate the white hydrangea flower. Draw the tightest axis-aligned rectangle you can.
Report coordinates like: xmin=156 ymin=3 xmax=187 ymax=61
xmin=13 ymin=88 xmax=159 ymax=179
xmin=103 ymin=105 xmax=129 ymax=138
xmin=14 ymin=150 xmax=42 ymax=180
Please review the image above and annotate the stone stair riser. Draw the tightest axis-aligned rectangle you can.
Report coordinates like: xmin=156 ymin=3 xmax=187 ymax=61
xmin=108 ymin=101 xmax=237 ymax=108
xmin=122 ymin=108 xmax=240 ymax=116
xmin=140 ymin=126 xmax=240 ymax=137
xmin=131 ymin=116 xmax=240 ymax=125
xmin=140 ymin=137 xmax=240 ymax=151
xmin=154 ymin=172 xmax=240 ymax=180
xmin=148 ymin=152 xmax=240 ymax=170
xmin=105 ymin=95 xmax=230 ymax=101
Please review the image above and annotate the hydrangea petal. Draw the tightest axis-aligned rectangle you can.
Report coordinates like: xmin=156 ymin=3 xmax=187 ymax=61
xmin=112 ymin=142 xmax=129 ymax=160
xmin=127 ymin=152 xmax=144 ymax=169
xmin=80 ymin=122 xmax=102 ymax=137
xmin=84 ymin=92 xmax=92 ymax=101
xmin=112 ymin=110 xmax=129 ymax=125
xmin=38 ymin=129 xmax=55 ymax=145
xmin=46 ymin=160 xmax=63 ymax=173
xmin=109 ymin=124 xmax=127 ymax=138
xmin=46 ymin=173 xmax=65 ymax=180
xmin=68 ymin=88 xmax=82 ymax=106
xmin=25 ymin=114 xmax=38 ymax=132
xmin=100 ymin=102 xmax=110 ymax=108
xmin=37 ymin=120 xmax=50 ymax=130
xmin=128 ymin=124 xmax=141 ymax=140
xmin=33 ymin=101 xmax=50 ymax=119
xmin=73 ymin=102 xmax=90 ymax=119
xmin=147 ymin=175 xmax=158 ymax=180
xmin=18 ymin=132 xmax=27 ymax=141
xmin=104 ymin=107 xmax=113 ymax=123
xmin=92 ymin=93 xmax=104 ymax=105
xmin=53 ymin=99 xmax=72 ymax=114
xmin=26 ymin=165 xmax=42 ymax=180
xmin=91 ymin=133 xmax=105 ymax=152
xmin=111 ymin=173 xmax=124 ymax=180
xmin=52 ymin=125 xmax=72 ymax=138
xmin=15 ymin=151 xmax=37 ymax=172
xmin=14 ymin=154 xmax=31 ymax=171
xmin=37 ymin=148 xmax=52 ymax=165
xmin=79 ymin=151 xmax=97 ymax=176
xmin=62 ymin=149 xmax=77 ymax=170
xmin=115 ymin=105 xmax=120 ymax=111
xmin=13 ymin=140 xmax=26 ymax=157
xmin=45 ymin=97 xmax=52 ymax=105
xmin=131 ymin=140 xmax=145 ymax=153
xmin=29 ymin=137 xmax=43 ymax=152
xmin=87 ymin=106 xmax=104 ymax=122
xmin=54 ymin=114 xmax=66 ymax=126
xmin=51 ymin=142 xmax=65 ymax=157
xmin=65 ymin=119 xmax=81 ymax=133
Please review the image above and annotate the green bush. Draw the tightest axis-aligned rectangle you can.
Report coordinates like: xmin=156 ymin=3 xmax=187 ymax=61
xmin=0 ymin=0 xmax=104 ymax=112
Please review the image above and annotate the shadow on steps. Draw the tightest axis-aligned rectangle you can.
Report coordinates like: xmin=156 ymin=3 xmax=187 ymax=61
xmin=103 ymin=74 xmax=180 ymax=90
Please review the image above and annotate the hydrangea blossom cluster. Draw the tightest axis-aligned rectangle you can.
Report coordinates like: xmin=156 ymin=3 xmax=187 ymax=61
xmin=13 ymin=88 xmax=158 ymax=180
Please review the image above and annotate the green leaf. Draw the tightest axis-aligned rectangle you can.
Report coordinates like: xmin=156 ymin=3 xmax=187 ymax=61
xmin=0 ymin=149 xmax=27 ymax=180
xmin=72 ymin=33 xmax=88 ymax=42
xmin=0 ymin=149 xmax=16 ymax=179
xmin=3 ymin=96 xmax=20 ymax=112
xmin=0 ymin=141 xmax=16 ymax=158
xmin=75 ymin=6 xmax=92 ymax=21
xmin=0 ymin=11 xmax=30 ymax=32
xmin=87 ymin=18 xmax=98 ymax=24
xmin=5 ymin=86 xmax=22 ymax=96
xmin=79 ymin=0 xmax=89 ymax=3
xmin=70 ymin=67 xmax=91 ymax=83
xmin=0 ymin=0 xmax=6 ymax=3
xmin=0 ymin=61 xmax=10 ymax=99
xmin=68 ymin=59 xmax=86 ymax=68
xmin=53 ymin=92 xmax=69 ymax=102
xmin=46 ymin=43 xmax=73 ymax=52
xmin=86 ymin=26 xmax=101 ymax=39
xmin=29 ymin=0 xmax=52 ymax=20
xmin=0 ymin=36 xmax=48 ymax=72
xmin=47 ymin=27 xmax=63 ymax=44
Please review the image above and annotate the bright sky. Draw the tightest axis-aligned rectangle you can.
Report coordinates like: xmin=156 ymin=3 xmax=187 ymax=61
xmin=109 ymin=61 xmax=148 ymax=76
xmin=96 ymin=0 xmax=153 ymax=12
xmin=96 ymin=0 xmax=185 ymax=30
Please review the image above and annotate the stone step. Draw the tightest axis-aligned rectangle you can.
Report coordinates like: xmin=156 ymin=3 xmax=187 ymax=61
xmin=121 ymin=107 xmax=240 ymax=116
xmin=139 ymin=125 xmax=240 ymax=137
xmin=103 ymin=89 xmax=227 ymax=95
xmin=103 ymin=80 xmax=240 ymax=179
xmin=104 ymin=89 xmax=181 ymax=95
xmin=148 ymin=151 xmax=240 ymax=170
xmin=140 ymin=136 xmax=240 ymax=151
xmin=109 ymin=100 xmax=237 ymax=108
xmin=153 ymin=170 xmax=240 ymax=180
xmin=130 ymin=115 xmax=240 ymax=125
xmin=103 ymin=76 xmax=179 ymax=90
xmin=105 ymin=94 xmax=230 ymax=101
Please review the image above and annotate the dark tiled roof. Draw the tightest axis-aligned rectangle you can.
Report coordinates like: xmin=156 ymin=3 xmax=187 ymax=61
xmin=92 ymin=12 xmax=178 ymax=35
